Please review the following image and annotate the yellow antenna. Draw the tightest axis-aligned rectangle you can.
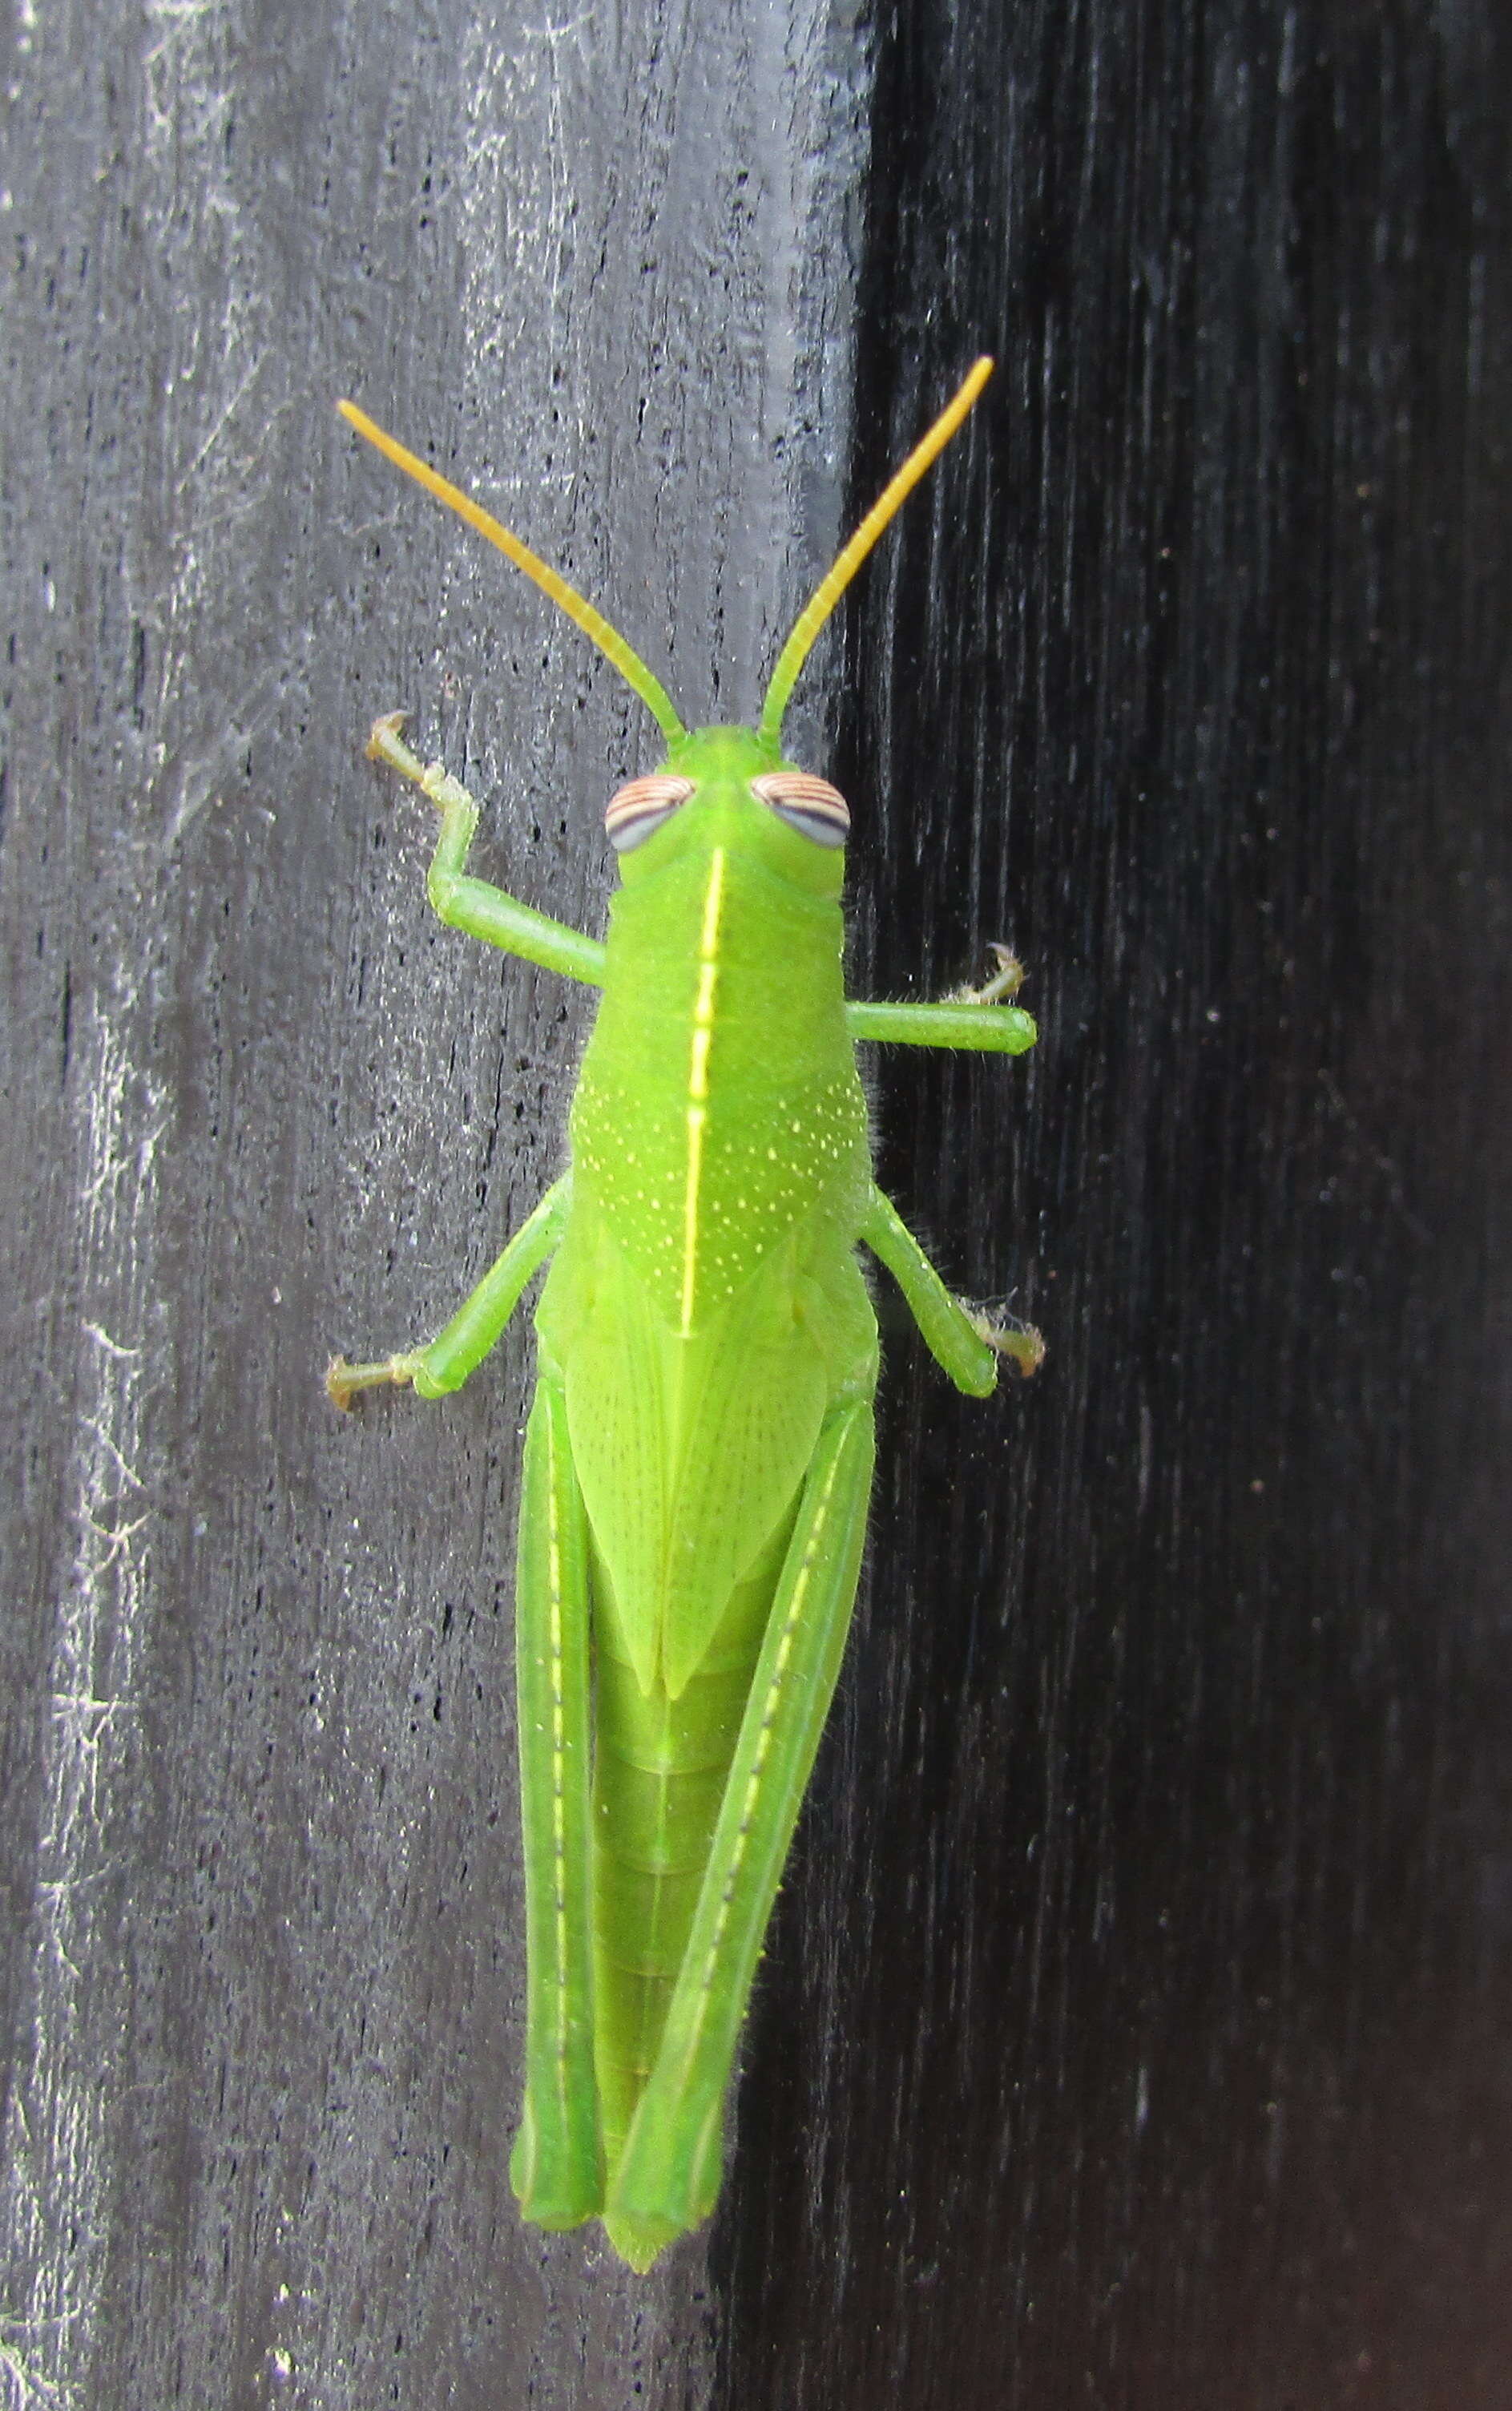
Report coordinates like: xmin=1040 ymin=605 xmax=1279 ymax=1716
xmin=337 ymin=400 xmax=687 ymax=743
xmin=759 ymin=357 xmax=994 ymax=749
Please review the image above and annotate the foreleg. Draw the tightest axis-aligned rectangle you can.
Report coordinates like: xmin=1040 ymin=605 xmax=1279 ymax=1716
xmin=365 ymin=713 xmax=606 ymax=985
xmin=846 ymin=946 xmax=1035 ymax=1053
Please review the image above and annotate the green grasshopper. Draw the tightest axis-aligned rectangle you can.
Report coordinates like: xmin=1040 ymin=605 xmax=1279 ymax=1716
xmin=329 ymin=360 xmax=1042 ymax=2271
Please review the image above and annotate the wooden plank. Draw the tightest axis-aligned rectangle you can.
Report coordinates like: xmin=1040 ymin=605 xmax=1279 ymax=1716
xmin=4 ymin=0 xmax=1510 ymax=2401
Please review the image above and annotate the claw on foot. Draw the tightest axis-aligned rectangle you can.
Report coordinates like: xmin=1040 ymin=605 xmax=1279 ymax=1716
xmin=964 ymin=1310 xmax=1046 ymax=1379
xmin=365 ymin=708 xmax=411 ymax=763
xmin=948 ymin=943 xmax=1026 ymax=1008
xmin=365 ymin=711 xmax=473 ymax=817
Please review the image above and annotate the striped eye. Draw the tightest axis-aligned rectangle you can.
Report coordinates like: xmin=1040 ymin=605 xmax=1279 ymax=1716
xmin=604 ymin=773 xmax=696 ymax=853
xmin=751 ymin=771 xmax=851 ymax=849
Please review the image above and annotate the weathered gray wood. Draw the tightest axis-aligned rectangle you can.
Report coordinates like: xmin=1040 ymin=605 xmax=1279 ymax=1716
xmin=2 ymin=2 xmax=867 ymax=2401
xmin=5 ymin=0 xmax=1510 ymax=2404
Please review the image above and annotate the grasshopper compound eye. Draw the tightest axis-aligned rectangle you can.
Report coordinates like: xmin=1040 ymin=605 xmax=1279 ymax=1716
xmin=604 ymin=773 xmax=696 ymax=852
xmin=751 ymin=771 xmax=851 ymax=849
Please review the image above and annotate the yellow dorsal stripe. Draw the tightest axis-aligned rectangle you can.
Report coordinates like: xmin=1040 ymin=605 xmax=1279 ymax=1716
xmin=337 ymin=399 xmax=687 ymax=742
xmin=759 ymin=356 xmax=994 ymax=745
xmin=679 ymin=850 xmax=727 ymax=1335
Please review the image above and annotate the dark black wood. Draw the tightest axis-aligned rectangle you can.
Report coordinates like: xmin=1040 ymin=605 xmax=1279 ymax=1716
xmin=3 ymin=0 xmax=1507 ymax=2405
xmin=715 ymin=4 xmax=1512 ymax=2404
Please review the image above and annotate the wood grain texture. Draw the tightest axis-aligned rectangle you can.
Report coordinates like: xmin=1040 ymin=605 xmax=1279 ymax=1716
xmin=714 ymin=3 xmax=1512 ymax=2403
xmin=1 ymin=1 xmax=867 ymax=2401
xmin=3 ymin=0 xmax=1509 ymax=2404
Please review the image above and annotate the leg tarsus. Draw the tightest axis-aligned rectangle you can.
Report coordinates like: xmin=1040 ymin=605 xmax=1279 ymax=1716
xmin=962 ymin=1303 xmax=1046 ymax=1379
xmin=946 ymin=941 xmax=1025 ymax=1006
xmin=365 ymin=709 xmax=414 ymax=769
xmin=326 ymin=1351 xmax=425 ymax=1411
xmin=365 ymin=710 xmax=478 ymax=823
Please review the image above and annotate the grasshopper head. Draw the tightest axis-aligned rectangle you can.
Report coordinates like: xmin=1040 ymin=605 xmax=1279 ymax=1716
xmin=603 ymin=725 xmax=851 ymax=898
xmin=337 ymin=359 xmax=992 ymax=870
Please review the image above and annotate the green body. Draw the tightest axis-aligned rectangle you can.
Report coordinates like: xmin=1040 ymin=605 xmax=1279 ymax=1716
xmin=546 ymin=727 xmax=875 ymax=2166
xmin=330 ymin=370 xmax=1042 ymax=2269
